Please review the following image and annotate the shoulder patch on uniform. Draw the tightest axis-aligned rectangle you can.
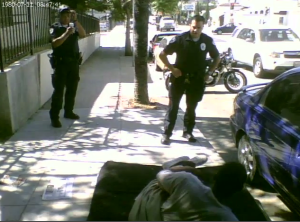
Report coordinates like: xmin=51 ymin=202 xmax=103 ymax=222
xmin=49 ymin=28 xmax=54 ymax=34
xmin=169 ymin=37 xmax=176 ymax=43
xmin=200 ymin=43 xmax=206 ymax=51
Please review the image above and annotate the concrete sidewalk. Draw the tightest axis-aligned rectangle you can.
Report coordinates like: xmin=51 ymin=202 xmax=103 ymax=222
xmin=0 ymin=46 xmax=224 ymax=221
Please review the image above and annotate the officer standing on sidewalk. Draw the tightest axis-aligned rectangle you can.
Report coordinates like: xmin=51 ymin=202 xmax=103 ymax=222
xmin=48 ymin=6 xmax=86 ymax=128
xmin=159 ymin=15 xmax=220 ymax=145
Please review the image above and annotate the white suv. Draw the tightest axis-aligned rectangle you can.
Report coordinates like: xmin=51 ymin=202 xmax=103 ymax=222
xmin=228 ymin=25 xmax=300 ymax=77
xmin=159 ymin=17 xmax=176 ymax=32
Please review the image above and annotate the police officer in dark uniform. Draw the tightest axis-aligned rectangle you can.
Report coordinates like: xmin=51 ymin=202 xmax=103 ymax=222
xmin=49 ymin=6 xmax=86 ymax=128
xmin=159 ymin=15 xmax=220 ymax=145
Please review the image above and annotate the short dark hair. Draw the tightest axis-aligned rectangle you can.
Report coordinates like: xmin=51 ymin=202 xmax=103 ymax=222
xmin=190 ymin=15 xmax=206 ymax=24
xmin=212 ymin=162 xmax=247 ymax=201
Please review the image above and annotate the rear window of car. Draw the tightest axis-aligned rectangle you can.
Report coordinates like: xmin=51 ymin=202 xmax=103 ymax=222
xmin=162 ymin=18 xmax=173 ymax=20
xmin=259 ymin=29 xmax=300 ymax=42
xmin=155 ymin=34 xmax=178 ymax=42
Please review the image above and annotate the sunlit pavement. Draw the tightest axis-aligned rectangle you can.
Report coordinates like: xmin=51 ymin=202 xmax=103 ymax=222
xmin=0 ymin=25 xmax=296 ymax=221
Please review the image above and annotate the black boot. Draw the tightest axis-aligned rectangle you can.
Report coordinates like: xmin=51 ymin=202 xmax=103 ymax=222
xmin=161 ymin=134 xmax=171 ymax=145
xmin=182 ymin=132 xmax=197 ymax=143
xmin=51 ymin=119 xmax=62 ymax=128
xmin=64 ymin=112 xmax=80 ymax=120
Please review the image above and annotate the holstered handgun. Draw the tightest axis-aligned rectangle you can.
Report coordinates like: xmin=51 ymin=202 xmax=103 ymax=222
xmin=47 ymin=54 xmax=57 ymax=69
xmin=78 ymin=52 xmax=83 ymax=65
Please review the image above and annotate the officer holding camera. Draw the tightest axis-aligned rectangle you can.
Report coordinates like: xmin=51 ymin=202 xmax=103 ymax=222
xmin=48 ymin=6 xmax=86 ymax=128
xmin=159 ymin=15 xmax=220 ymax=145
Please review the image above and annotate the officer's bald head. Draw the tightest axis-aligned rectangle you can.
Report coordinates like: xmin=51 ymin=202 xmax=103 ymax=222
xmin=189 ymin=15 xmax=205 ymax=38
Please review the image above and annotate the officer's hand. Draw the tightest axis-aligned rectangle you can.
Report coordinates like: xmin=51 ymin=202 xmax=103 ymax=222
xmin=71 ymin=10 xmax=77 ymax=21
xmin=66 ymin=27 xmax=75 ymax=35
xmin=172 ymin=68 xmax=182 ymax=78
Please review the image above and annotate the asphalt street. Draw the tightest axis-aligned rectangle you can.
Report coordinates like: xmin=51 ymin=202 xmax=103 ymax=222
xmin=99 ymin=25 xmax=299 ymax=221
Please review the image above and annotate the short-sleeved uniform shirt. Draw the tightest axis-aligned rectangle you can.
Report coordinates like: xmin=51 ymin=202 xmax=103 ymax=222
xmin=163 ymin=31 xmax=219 ymax=75
xmin=157 ymin=170 xmax=239 ymax=221
xmin=49 ymin=22 xmax=80 ymax=57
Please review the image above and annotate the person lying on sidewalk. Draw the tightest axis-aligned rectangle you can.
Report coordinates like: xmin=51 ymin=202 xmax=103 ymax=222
xmin=129 ymin=157 xmax=247 ymax=221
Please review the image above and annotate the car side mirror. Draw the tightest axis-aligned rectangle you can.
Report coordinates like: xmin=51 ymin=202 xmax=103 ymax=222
xmin=150 ymin=40 xmax=153 ymax=44
xmin=246 ymin=38 xmax=254 ymax=42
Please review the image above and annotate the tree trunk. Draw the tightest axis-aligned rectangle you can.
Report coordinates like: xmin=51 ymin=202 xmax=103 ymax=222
xmin=133 ymin=0 xmax=150 ymax=104
xmin=125 ymin=8 xmax=132 ymax=56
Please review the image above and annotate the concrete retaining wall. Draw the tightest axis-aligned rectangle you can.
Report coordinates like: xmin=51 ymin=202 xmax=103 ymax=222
xmin=0 ymin=33 xmax=100 ymax=138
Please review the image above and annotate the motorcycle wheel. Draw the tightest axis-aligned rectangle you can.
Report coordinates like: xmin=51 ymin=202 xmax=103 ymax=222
xmin=223 ymin=70 xmax=247 ymax=93
xmin=165 ymin=74 xmax=171 ymax=91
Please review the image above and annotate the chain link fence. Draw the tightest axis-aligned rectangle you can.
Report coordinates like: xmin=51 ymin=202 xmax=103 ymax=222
xmin=0 ymin=0 xmax=100 ymax=72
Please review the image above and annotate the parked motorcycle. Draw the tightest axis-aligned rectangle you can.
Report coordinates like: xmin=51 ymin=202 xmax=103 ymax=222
xmin=163 ymin=50 xmax=247 ymax=93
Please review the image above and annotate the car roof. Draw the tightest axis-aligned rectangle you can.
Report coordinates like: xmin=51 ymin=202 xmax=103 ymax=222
xmin=157 ymin=31 xmax=182 ymax=35
xmin=236 ymin=24 xmax=291 ymax=31
xmin=282 ymin=67 xmax=300 ymax=77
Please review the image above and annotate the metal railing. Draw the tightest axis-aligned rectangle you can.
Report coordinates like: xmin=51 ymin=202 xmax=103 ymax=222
xmin=0 ymin=0 xmax=100 ymax=72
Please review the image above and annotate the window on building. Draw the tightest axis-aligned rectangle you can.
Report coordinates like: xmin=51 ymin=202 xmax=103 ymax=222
xmin=255 ymin=11 xmax=258 ymax=14
xmin=279 ymin=17 xmax=284 ymax=24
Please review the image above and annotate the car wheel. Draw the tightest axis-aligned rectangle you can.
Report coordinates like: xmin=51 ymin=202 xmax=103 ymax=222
xmin=155 ymin=59 xmax=162 ymax=71
xmin=253 ymin=56 xmax=265 ymax=78
xmin=237 ymin=135 xmax=260 ymax=183
xmin=217 ymin=30 xmax=222 ymax=35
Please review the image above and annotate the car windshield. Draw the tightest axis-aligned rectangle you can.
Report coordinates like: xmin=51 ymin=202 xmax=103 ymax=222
xmin=163 ymin=18 xmax=173 ymax=20
xmin=155 ymin=34 xmax=177 ymax=42
xmin=259 ymin=29 xmax=300 ymax=42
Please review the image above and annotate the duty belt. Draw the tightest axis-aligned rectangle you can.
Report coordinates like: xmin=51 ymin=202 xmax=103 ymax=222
xmin=184 ymin=72 xmax=199 ymax=84
xmin=57 ymin=57 xmax=77 ymax=62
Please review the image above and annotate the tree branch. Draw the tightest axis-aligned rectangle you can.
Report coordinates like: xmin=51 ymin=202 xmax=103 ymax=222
xmin=122 ymin=0 xmax=131 ymax=8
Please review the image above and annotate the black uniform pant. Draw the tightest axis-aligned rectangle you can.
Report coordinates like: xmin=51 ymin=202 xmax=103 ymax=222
xmin=164 ymin=76 xmax=206 ymax=137
xmin=50 ymin=61 xmax=80 ymax=120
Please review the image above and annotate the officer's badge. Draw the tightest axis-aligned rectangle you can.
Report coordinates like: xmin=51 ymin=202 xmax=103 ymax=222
xmin=169 ymin=37 xmax=176 ymax=44
xmin=200 ymin=43 xmax=206 ymax=51
xmin=49 ymin=28 xmax=54 ymax=34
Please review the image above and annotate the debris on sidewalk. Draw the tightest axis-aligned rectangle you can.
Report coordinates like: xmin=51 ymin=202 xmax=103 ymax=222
xmin=123 ymin=97 xmax=169 ymax=110
xmin=42 ymin=177 xmax=74 ymax=201
xmin=0 ymin=175 xmax=25 ymax=187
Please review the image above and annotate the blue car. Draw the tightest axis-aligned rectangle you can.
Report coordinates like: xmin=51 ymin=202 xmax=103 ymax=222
xmin=212 ymin=23 xmax=237 ymax=35
xmin=230 ymin=67 xmax=300 ymax=215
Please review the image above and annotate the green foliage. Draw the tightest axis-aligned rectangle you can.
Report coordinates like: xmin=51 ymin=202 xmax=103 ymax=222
xmin=194 ymin=1 xmax=201 ymax=15
xmin=151 ymin=0 xmax=179 ymax=15
xmin=204 ymin=2 xmax=210 ymax=21
xmin=111 ymin=0 xmax=127 ymax=21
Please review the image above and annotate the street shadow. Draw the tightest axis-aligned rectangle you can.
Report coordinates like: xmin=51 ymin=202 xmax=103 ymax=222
xmin=195 ymin=116 xmax=238 ymax=162
xmin=195 ymin=116 xmax=275 ymax=192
